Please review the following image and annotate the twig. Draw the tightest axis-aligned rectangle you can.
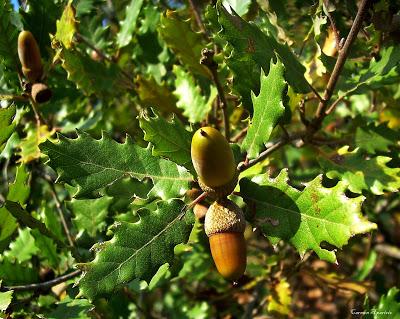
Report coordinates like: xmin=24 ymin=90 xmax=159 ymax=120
xmin=279 ymin=124 xmax=290 ymax=140
xmin=2 ymin=158 xmax=10 ymax=193
xmin=43 ymin=175 xmax=75 ymax=248
xmin=29 ymin=96 xmax=48 ymax=128
xmin=311 ymin=135 xmax=349 ymax=146
xmin=323 ymin=0 xmax=341 ymax=51
xmin=122 ymin=287 xmax=149 ymax=319
xmin=4 ymin=201 xmax=67 ymax=251
xmin=238 ymin=133 xmax=304 ymax=172
xmin=182 ymin=191 xmax=208 ymax=214
xmin=50 ymin=187 xmax=74 ymax=248
xmin=75 ymin=33 xmax=134 ymax=85
xmin=200 ymin=48 xmax=230 ymax=140
xmin=307 ymin=81 xmax=324 ymax=103
xmin=0 ymin=94 xmax=29 ymax=102
xmin=298 ymin=99 xmax=310 ymax=126
xmin=187 ymin=0 xmax=208 ymax=37
xmin=1 ymin=270 xmax=81 ymax=292
xmin=325 ymin=94 xmax=346 ymax=115
xmin=230 ymin=127 xmax=248 ymax=143
xmin=311 ymin=0 xmax=371 ymax=134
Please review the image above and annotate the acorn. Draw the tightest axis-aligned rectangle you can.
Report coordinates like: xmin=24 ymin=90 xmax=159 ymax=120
xmin=31 ymin=83 xmax=52 ymax=104
xmin=205 ymin=199 xmax=247 ymax=281
xmin=18 ymin=30 xmax=43 ymax=83
xmin=191 ymin=127 xmax=238 ymax=198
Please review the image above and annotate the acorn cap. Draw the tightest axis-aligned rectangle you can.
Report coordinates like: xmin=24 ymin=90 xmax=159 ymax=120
xmin=205 ymin=199 xmax=246 ymax=237
xmin=31 ymin=83 xmax=52 ymax=104
xmin=198 ymin=169 xmax=239 ymax=199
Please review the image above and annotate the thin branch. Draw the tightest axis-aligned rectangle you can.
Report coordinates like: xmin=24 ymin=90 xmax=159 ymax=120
xmin=298 ymin=99 xmax=310 ymax=126
xmin=279 ymin=124 xmax=290 ymax=140
xmin=29 ymin=96 xmax=49 ymax=128
xmin=182 ymin=191 xmax=208 ymax=214
xmin=238 ymin=133 xmax=304 ymax=172
xmin=311 ymin=0 xmax=371 ymax=133
xmin=307 ymin=81 xmax=324 ymax=103
xmin=311 ymin=135 xmax=349 ymax=146
xmin=230 ymin=127 xmax=248 ymax=143
xmin=75 ymin=33 xmax=134 ymax=85
xmin=200 ymin=48 xmax=230 ymax=140
xmin=122 ymin=287 xmax=149 ymax=319
xmin=325 ymin=94 xmax=346 ymax=115
xmin=4 ymin=201 xmax=68 ymax=251
xmin=187 ymin=0 xmax=208 ymax=37
xmin=1 ymin=270 xmax=81 ymax=292
xmin=49 ymin=186 xmax=74 ymax=248
xmin=42 ymin=174 xmax=75 ymax=248
xmin=0 ymin=94 xmax=29 ymax=102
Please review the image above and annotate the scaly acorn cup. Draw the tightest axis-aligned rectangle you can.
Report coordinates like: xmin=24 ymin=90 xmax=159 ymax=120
xmin=191 ymin=127 xmax=238 ymax=198
xmin=18 ymin=30 xmax=43 ymax=83
xmin=205 ymin=199 xmax=246 ymax=281
xmin=31 ymin=83 xmax=52 ymax=104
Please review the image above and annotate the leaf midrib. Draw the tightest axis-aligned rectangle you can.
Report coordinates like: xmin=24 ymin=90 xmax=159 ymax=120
xmin=45 ymin=144 xmax=192 ymax=182
xmin=83 ymin=207 xmax=186 ymax=290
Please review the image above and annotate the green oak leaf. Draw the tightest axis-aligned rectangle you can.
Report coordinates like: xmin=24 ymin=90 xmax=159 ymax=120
xmin=56 ymin=48 xmax=124 ymax=96
xmin=139 ymin=110 xmax=194 ymax=174
xmin=0 ymin=132 xmax=20 ymax=160
xmin=159 ymin=11 xmax=210 ymax=78
xmin=0 ymin=164 xmax=30 ymax=242
xmin=116 ymin=0 xmax=144 ymax=48
xmin=318 ymin=146 xmax=400 ymax=195
xmin=355 ymin=123 xmax=400 ymax=154
xmin=41 ymin=205 xmax=64 ymax=242
xmin=54 ymin=0 xmax=77 ymax=49
xmin=0 ymin=286 xmax=13 ymax=312
xmin=40 ymin=131 xmax=192 ymax=199
xmin=172 ymin=65 xmax=217 ymax=123
xmin=135 ymin=75 xmax=181 ymax=115
xmin=76 ymin=0 xmax=97 ymax=17
xmin=241 ymin=59 xmax=287 ymax=158
xmin=20 ymin=0 xmax=60 ymax=58
xmin=70 ymin=196 xmax=113 ymax=238
xmin=138 ymin=5 xmax=160 ymax=34
xmin=0 ymin=1 xmax=21 ymax=87
xmin=77 ymin=199 xmax=194 ymax=300
xmin=370 ymin=287 xmax=400 ymax=319
xmin=105 ymin=177 xmax=152 ymax=212
xmin=48 ymin=297 xmax=93 ymax=319
xmin=0 ymin=259 xmax=39 ymax=285
xmin=215 ymin=2 xmax=309 ymax=110
xmin=32 ymin=229 xmax=60 ymax=269
xmin=17 ymin=124 xmax=54 ymax=164
xmin=338 ymin=45 xmax=400 ymax=96
xmin=240 ymin=169 xmax=376 ymax=263
xmin=4 ymin=201 xmax=65 ymax=251
xmin=0 ymin=105 xmax=16 ymax=150
xmin=4 ymin=228 xmax=39 ymax=263
xmin=223 ymin=0 xmax=251 ymax=17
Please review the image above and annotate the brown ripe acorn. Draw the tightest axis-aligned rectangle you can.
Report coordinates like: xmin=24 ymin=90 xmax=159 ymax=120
xmin=18 ymin=30 xmax=43 ymax=83
xmin=205 ymin=199 xmax=246 ymax=281
xmin=31 ymin=83 xmax=52 ymax=104
xmin=191 ymin=127 xmax=238 ymax=198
